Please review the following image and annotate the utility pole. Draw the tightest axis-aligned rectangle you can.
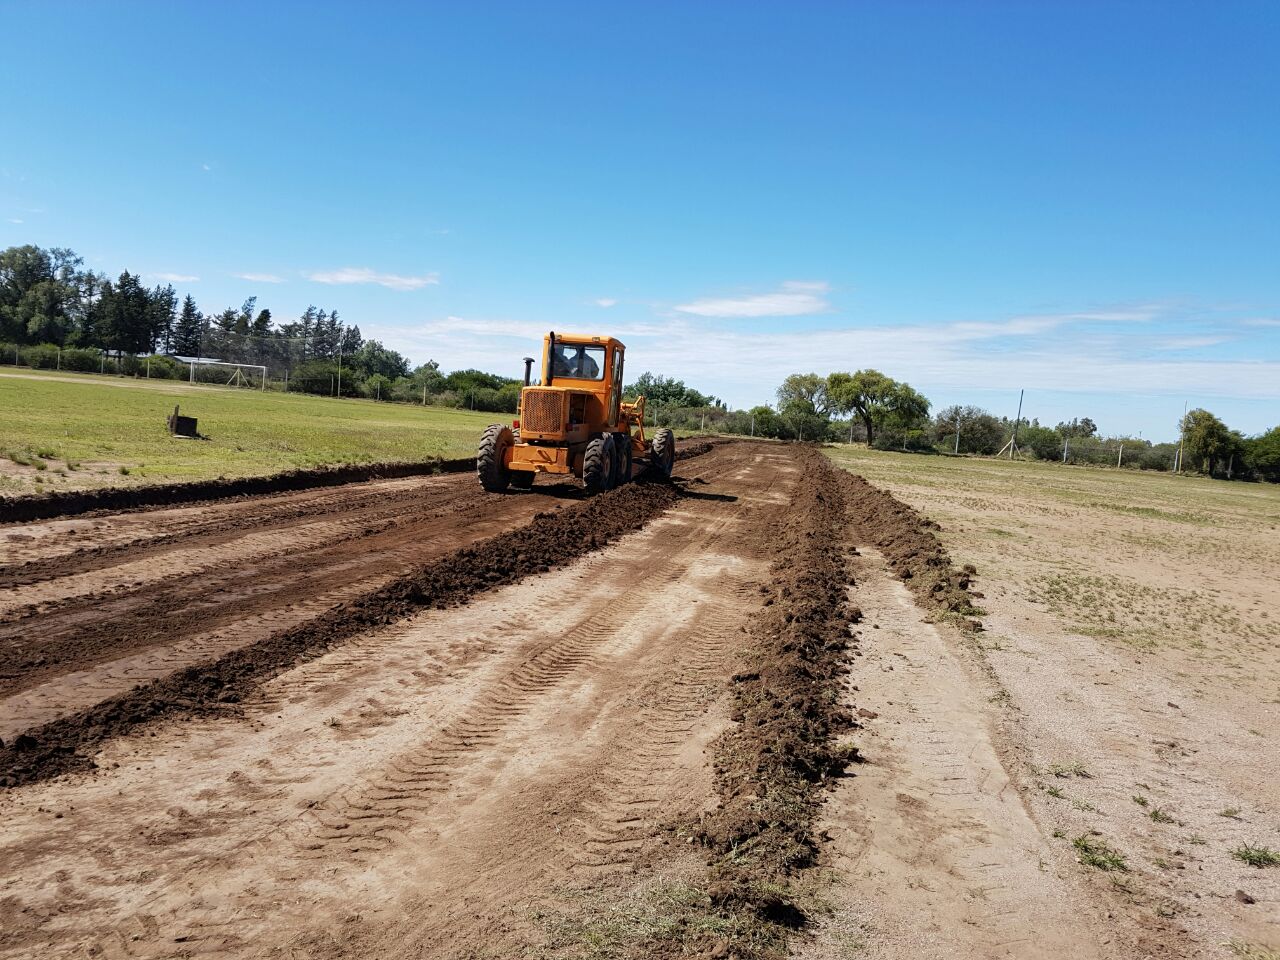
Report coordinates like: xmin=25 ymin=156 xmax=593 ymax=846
xmin=1175 ymin=400 xmax=1188 ymax=473
xmin=750 ymin=413 xmax=755 ymax=437
xmin=954 ymin=411 xmax=961 ymax=455
xmin=1010 ymin=389 xmax=1024 ymax=459
xmin=336 ymin=334 xmax=343 ymax=398
xmin=1117 ymin=443 xmax=1124 ymax=468
xmin=1062 ymin=436 xmax=1069 ymax=463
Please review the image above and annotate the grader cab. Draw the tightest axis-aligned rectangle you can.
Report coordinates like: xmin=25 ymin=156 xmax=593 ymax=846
xmin=476 ymin=332 xmax=675 ymax=493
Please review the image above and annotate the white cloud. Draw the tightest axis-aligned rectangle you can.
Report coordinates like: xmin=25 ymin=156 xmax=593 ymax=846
xmin=1157 ymin=336 xmax=1229 ymax=350
xmin=594 ymin=298 xmax=618 ymax=308
xmin=151 ymin=272 xmax=199 ymax=283
xmin=1242 ymin=318 xmax=1280 ymax=328
xmin=676 ymin=280 xmax=831 ymax=318
xmin=307 ymin=267 xmax=440 ymax=291
xmin=201 ymin=163 xmax=212 ymax=172
xmin=236 ymin=272 xmax=285 ymax=284
xmin=7 ymin=218 xmax=22 ymax=224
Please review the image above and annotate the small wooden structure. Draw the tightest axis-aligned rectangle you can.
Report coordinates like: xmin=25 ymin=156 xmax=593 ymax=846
xmin=168 ymin=404 xmax=199 ymax=438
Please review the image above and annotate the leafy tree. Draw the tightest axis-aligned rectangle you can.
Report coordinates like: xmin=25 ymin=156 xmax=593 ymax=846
xmin=349 ymin=340 xmax=410 ymax=380
xmin=624 ymin=372 xmax=710 ymax=408
xmin=1020 ymin=423 xmax=1063 ymax=461
xmin=779 ymin=396 xmax=829 ymax=441
xmin=1180 ymin=408 xmax=1233 ymax=475
xmin=0 ymin=244 xmax=86 ymax=345
xmin=826 ymin=369 xmax=929 ymax=446
xmin=934 ymin=405 xmax=1005 ymax=454
xmin=1244 ymin=426 xmax=1280 ymax=482
xmin=776 ymin=373 xmax=831 ymax=416
xmin=1055 ymin=417 xmax=1098 ymax=438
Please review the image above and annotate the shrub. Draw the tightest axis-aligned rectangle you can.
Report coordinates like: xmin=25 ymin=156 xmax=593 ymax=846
xmin=21 ymin=343 xmax=60 ymax=369
xmin=60 ymin=347 xmax=103 ymax=372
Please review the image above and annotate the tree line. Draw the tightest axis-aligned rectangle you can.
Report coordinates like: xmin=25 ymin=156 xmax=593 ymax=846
xmin=0 ymin=243 xmax=535 ymax=409
xmin=643 ymin=367 xmax=1280 ymax=483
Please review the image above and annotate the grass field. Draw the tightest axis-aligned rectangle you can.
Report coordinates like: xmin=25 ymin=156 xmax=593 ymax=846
xmin=0 ymin=370 xmax=502 ymax=495
xmin=826 ymin=443 xmax=1280 ymax=690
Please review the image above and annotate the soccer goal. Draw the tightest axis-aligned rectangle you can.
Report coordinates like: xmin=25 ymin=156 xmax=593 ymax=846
xmin=185 ymin=359 xmax=268 ymax=390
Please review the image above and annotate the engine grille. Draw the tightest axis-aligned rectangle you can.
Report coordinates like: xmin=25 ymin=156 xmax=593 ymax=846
xmin=521 ymin=389 xmax=564 ymax=435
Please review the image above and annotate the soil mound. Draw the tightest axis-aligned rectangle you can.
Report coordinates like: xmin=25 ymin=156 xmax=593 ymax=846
xmin=838 ymin=471 xmax=982 ymax=630
xmin=685 ymin=446 xmax=859 ymax=958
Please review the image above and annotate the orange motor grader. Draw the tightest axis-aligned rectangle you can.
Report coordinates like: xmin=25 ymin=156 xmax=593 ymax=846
xmin=476 ymin=332 xmax=675 ymax=493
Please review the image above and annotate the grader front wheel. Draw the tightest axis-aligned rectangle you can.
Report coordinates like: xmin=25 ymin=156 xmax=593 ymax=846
xmin=477 ymin=424 xmax=514 ymax=492
xmin=583 ymin=434 xmax=616 ymax=494
xmin=650 ymin=428 xmax=675 ymax=478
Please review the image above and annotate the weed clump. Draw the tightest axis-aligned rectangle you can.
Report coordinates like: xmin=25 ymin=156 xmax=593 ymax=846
xmin=1073 ymin=834 xmax=1128 ymax=872
xmin=1232 ymin=844 xmax=1280 ymax=868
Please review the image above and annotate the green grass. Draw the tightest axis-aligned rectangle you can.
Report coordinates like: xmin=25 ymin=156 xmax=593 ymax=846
xmin=1232 ymin=843 xmax=1280 ymax=868
xmin=1072 ymin=834 xmax=1129 ymax=872
xmin=0 ymin=368 xmax=504 ymax=495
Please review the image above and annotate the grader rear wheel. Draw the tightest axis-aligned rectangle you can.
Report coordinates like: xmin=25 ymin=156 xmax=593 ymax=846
xmin=583 ymin=434 xmax=615 ymax=494
xmin=650 ymin=428 xmax=675 ymax=478
xmin=477 ymin=424 xmax=514 ymax=492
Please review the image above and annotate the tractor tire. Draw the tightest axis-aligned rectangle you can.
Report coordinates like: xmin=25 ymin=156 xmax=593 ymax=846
xmin=477 ymin=423 xmax=514 ymax=492
xmin=510 ymin=470 xmax=535 ymax=489
xmin=651 ymin=428 xmax=675 ymax=478
xmin=612 ymin=433 xmax=632 ymax=486
xmin=583 ymin=433 xmax=615 ymax=494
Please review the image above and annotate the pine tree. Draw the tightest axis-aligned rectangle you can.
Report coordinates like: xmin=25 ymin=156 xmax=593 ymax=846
xmin=171 ymin=295 xmax=204 ymax=356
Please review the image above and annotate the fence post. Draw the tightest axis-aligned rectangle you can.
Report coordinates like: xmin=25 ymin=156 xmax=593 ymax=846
xmin=1062 ymin=437 xmax=1068 ymax=463
xmin=1117 ymin=443 xmax=1124 ymax=468
xmin=57 ymin=347 xmax=61 ymax=370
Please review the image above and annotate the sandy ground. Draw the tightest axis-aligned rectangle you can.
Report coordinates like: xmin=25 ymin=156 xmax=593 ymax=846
xmin=0 ymin=443 xmax=796 ymax=957
xmin=2 ymin=441 xmax=1275 ymax=959
xmin=813 ymin=447 xmax=1280 ymax=960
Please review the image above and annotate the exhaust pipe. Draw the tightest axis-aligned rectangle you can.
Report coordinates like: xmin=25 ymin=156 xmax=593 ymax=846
xmin=546 ymin=331 xmax=555 ymax=385
xmin=523 ymin=357 xmax=534 ymax=386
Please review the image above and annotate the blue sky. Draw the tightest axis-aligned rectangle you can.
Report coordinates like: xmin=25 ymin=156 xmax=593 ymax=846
xmin=2 ymin=0 xmax=1277 ymax=441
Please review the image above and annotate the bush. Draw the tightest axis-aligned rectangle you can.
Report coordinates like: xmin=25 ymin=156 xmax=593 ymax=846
xmin=146 ymin=355 xmax=185 ymax=379
xmin=60 ymin=347 xmax=102 ymax=372
xmin=21 ymin=343 xmax=60 ymax=369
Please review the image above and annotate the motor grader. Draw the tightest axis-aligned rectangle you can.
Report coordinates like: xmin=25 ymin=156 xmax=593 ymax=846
xmin=476 ymin=332 xmax=675 ymax=493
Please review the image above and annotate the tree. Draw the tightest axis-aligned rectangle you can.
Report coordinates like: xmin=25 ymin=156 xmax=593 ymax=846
xmin=339 ymin=323 xmax=363 ymax=355
xmin=934 ymin=405 xmax=1005 ymax=454
xmin=826 ymin=369 xmax=929 ymax=447
xmin=171 ymin=295 xmax=204 ymax=356
xmin=779 ymin=396 xmax=829 ymax=441
xmin=624 ymin=372 xmax=710 ymax=408
xmin=250 ymin=308 xmax=272 ymax=338
xmin=1180 ymin=409 xmax=1233 ymax=475
xmin=349 ymin=340 xmax=410 ymax=380
xmin=148 ymin=284 xmax=177 ymax=352
xmin=776 ymin=373 xmax=831 ymax=416
xmin=1055 ymin=417 xmax=1098 ymax=438
xmin=1245 ymin=426 xmax=1280 ymax=483
xmin=0 ymin=244 xmax=86 ymax=345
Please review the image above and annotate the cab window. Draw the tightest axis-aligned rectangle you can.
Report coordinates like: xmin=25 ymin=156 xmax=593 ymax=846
xmin=551 ymin=344 xmax=605 ymax=380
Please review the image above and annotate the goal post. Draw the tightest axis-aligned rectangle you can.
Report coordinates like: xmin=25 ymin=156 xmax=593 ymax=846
xmin=186 ymin=359 xmax=268 ymax=390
